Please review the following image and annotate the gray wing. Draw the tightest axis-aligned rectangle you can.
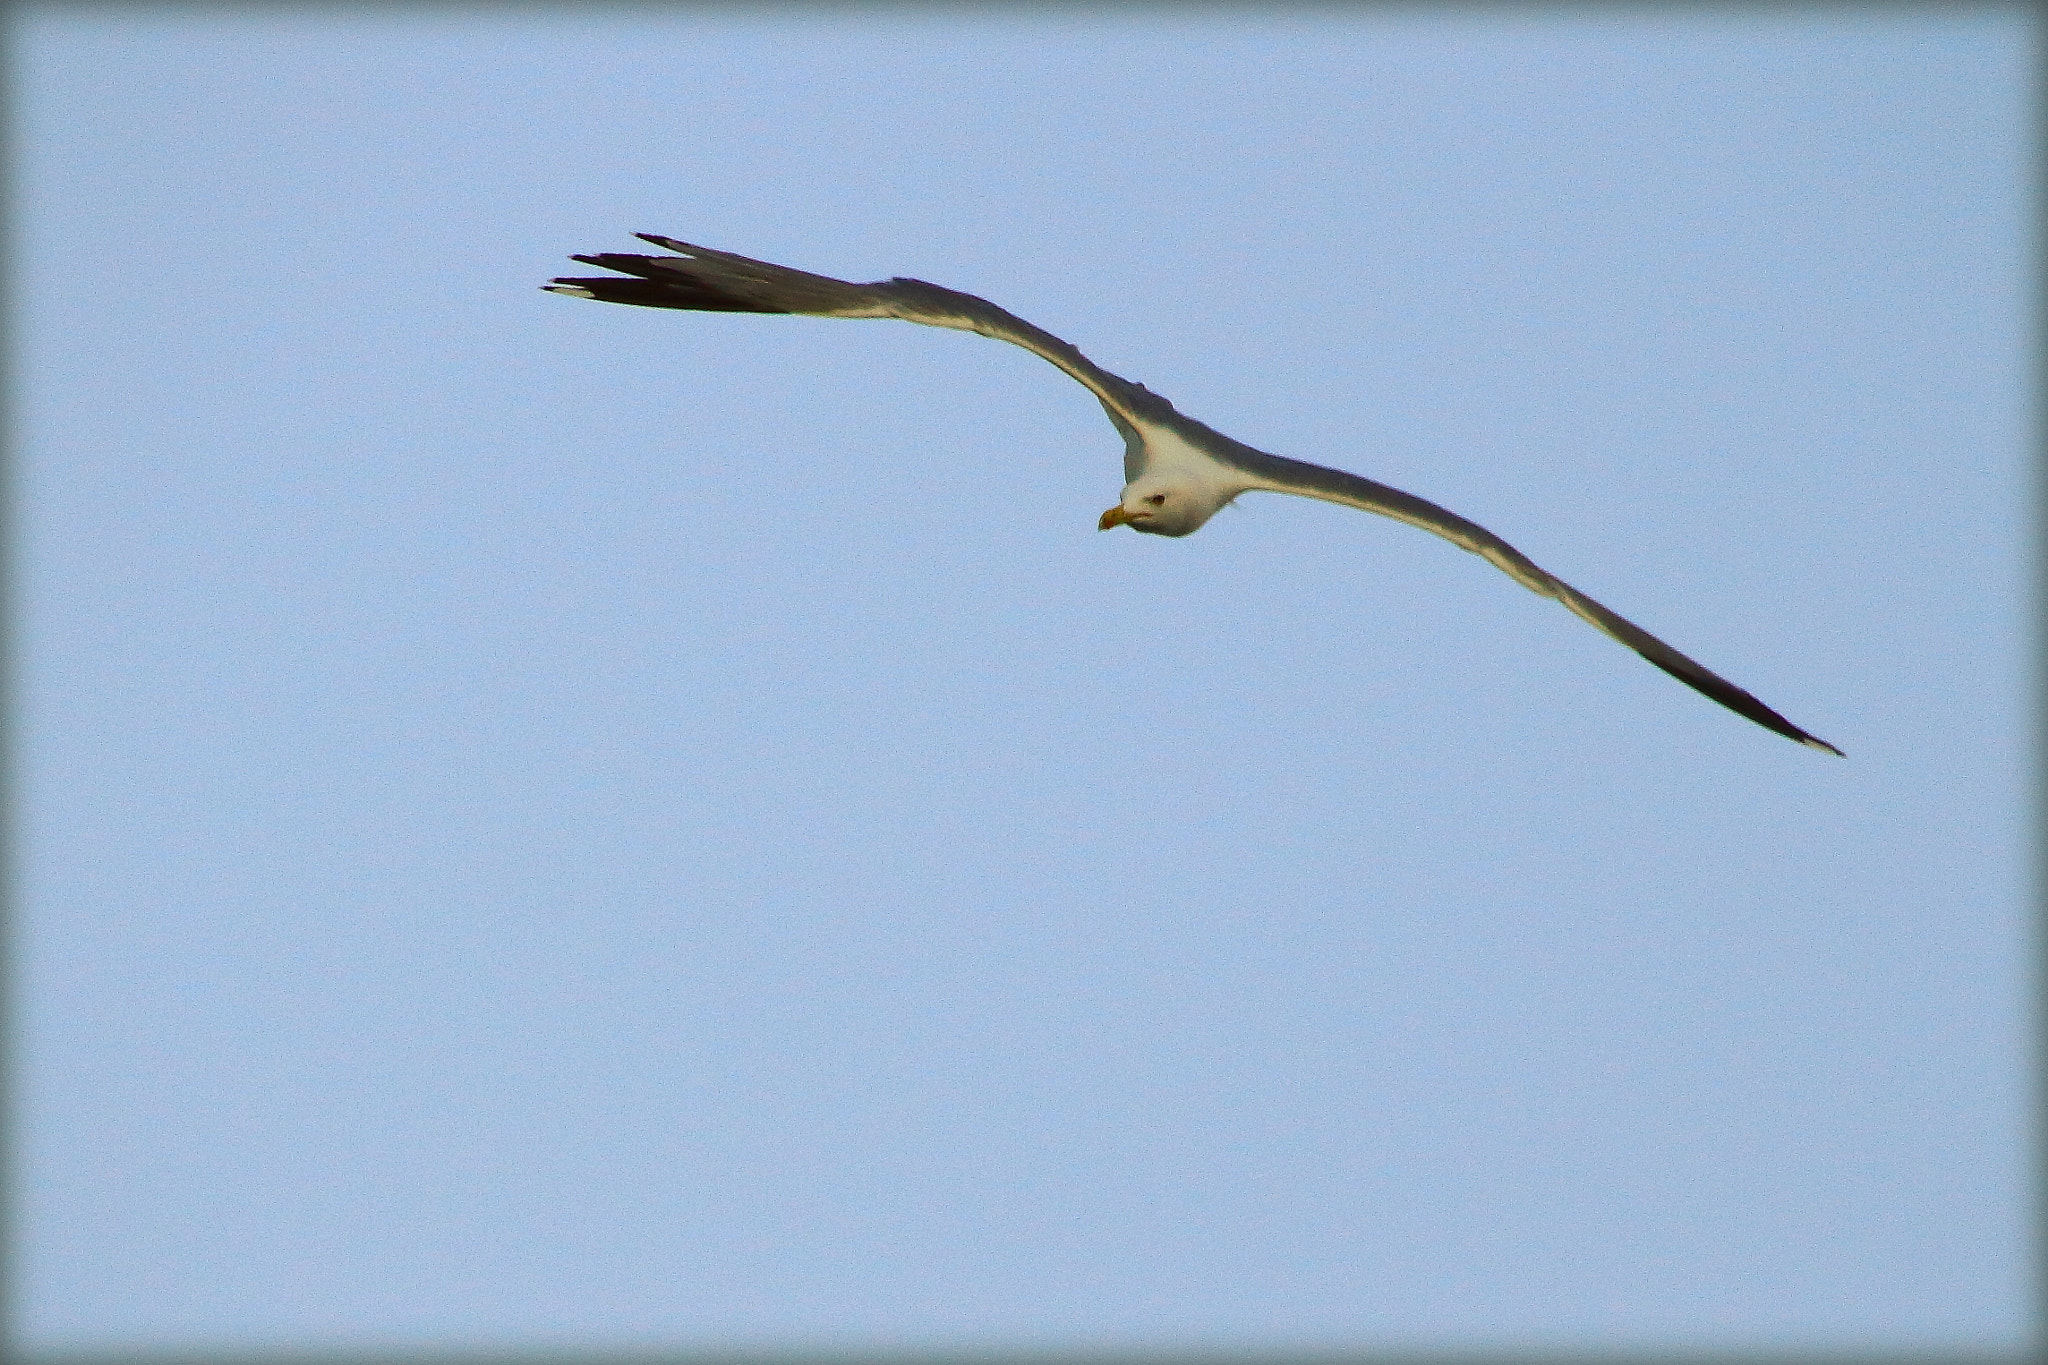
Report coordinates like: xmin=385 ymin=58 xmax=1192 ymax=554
xmin=1220 ymin=445 xmax=1843 ymax=755
xmin=546 ymin=234 xmax=1173 ymax=447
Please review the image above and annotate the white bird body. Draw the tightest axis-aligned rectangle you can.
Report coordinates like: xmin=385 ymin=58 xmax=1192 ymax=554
xmin=548 ymin=234 xmax=1841 ymax=755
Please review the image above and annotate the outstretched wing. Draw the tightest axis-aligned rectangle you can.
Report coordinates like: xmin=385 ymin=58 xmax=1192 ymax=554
xmin=546 ymin=234 xmax=1172 ymax=435
xmin=1212 ymin=443 xmax=1843 ymax=754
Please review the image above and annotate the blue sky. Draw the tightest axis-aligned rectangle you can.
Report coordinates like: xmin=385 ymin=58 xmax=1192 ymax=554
xmin=14 ymin=5 xmax=2033 ymax=1356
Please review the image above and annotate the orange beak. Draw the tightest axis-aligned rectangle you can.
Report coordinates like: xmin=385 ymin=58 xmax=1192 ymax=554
xmin=1099 ymin=504 xmax=1135 ymax=530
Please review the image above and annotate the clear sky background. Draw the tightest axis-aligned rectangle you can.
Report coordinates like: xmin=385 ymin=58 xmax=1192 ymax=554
xmin=13 ymin=5 xmax=2033 ymax=1358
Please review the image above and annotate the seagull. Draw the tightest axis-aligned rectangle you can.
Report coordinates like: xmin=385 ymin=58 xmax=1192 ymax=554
xmin=546 ymin=234 xmax=1842 ymax=755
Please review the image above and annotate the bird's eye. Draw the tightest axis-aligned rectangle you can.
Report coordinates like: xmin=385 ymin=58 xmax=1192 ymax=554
xmin=1145 ymin=494 xmax=1167 ymax=505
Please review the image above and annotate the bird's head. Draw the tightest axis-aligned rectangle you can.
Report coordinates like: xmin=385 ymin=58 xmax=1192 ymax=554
xmin=1097 ymin=479 xmax=1223 ymax=537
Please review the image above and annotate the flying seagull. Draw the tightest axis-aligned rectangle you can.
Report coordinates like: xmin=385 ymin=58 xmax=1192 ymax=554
xmin=546 ymin=234 xmax=1841 ymax=755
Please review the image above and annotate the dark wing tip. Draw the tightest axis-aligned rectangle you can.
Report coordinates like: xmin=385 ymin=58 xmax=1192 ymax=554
xmin=542 ymin=274 xmax=785 ymax=313
xmin=1634 ymin=650 xmax=1843 ymax=756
